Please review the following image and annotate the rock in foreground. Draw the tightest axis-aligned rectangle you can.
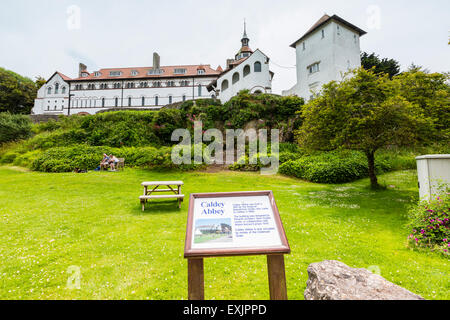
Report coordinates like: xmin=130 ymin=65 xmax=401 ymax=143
xmin=304 ymin=260 xmax=424 ymax=300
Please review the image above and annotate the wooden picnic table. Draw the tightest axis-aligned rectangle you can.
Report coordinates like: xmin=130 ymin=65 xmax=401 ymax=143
xmin=139 ymin=181 xmax=184 ymax=211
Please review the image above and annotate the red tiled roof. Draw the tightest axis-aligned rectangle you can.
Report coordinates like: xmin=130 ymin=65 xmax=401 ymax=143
xmin=57 ymin=72 xmax=72 ymax=80
xmin=290 ymin=14 xmax=367 ymax=48
xmin=216 ymin=65 xmax=223 ymax=72
xmin=71 ymin=64 xmax=220 ymax=81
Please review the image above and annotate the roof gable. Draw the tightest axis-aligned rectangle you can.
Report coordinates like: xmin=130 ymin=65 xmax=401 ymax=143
xmin=290 ymin=14 xmax=367 ymax=48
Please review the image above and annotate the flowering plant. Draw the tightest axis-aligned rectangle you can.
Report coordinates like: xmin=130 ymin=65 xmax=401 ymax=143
xmin=407 ymin=191 xmax=449 ymax=256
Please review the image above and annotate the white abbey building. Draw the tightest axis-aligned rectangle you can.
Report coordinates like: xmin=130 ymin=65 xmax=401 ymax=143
xmin=283 ymin=14 xmax=366 ymax=100
xmin=32 ymin=26 xmax=273 ymax=115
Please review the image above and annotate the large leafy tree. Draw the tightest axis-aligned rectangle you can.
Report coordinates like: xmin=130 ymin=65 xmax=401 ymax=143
xmin=395 ymin=67 xmax=450 ymax=140
xmin=361 ymin=52 xmax=401 ymax=78
xmin=0 ymin=67 xmax=37 ymax=114
xmin=297 ymin=68 xmax=432 ymax=188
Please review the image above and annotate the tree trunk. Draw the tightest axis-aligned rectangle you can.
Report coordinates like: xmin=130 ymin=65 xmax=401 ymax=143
xmin=366 ymin=150 xmax=379 ymax=189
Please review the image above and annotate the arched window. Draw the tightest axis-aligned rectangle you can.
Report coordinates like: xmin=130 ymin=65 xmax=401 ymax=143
xmin=128 ymin=97 xmax=132 ymax=106
xmin=169 ymin=96 xmax=172 ymax=104
xmin=102 ymin=98 xmax=105 ymax=107
xmin=55 ymin=83 xmax=59 ymax=94
xmin=47 ymin=87 xmax=52 ymax=94
xmin=61 ymin=86 xmax=66 ymax=94
xmin=198 ymin=84 xmax=202 ymax=96
xmin=221 ymin=80 xmax=229 ymax=91
xmin=182 ymin=95 xmax=186 ymax=102
xmin=155 ymin=96 xmax=159 ymax=106
xmin=232 ymin=72 xmax=239 ymax=84
xmin=243 ymin=65 xmax=250 ymax=77
xmin=115 ymin=97 xmax=119 ymax=107
xmin=141 ymin=96 xmax=145 ymax=106
xmin=254 ymin=61 xmax=262 ymax=72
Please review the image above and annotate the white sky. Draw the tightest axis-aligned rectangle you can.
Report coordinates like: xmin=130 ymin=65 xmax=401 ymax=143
xmin=0 ymin=0 xmax=448 ymax=94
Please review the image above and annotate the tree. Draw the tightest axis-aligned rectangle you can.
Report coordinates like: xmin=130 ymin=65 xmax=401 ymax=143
xmin=297 ymin=68 xmax=432 ymax=188
xmin=35 ymin=76 xmax=47 ymax=90
xmin=0 ymin=67 xmax=37 ymax=114
xmin=395 ymin=69 xmax=450 ymax=140
xmin=361 ymin=52 xmax=401 ymax=79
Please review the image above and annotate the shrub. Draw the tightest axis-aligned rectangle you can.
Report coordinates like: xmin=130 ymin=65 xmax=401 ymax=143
xmin=12 ymin=150 xmax=42 ymax=168
xmin=0 ymin=151 xmax=20 ymax=164
xmin=0 ymin=112 xmax=32 ymax=144
xmin=279 ymin=151 xmax=370 ymax=183
xmin=407 ymin=192 xmax=450 ymax=256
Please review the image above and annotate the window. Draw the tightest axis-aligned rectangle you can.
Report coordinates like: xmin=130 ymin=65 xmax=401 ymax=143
xmin=174 ymin=68 xmax=186 ymax=74
xmin=197 ymin=69 xmax=205 ymax=75
xmin=221 ymin=79 xmax=229 ymax=91
xmin=142 ymin=97 xmax=145 ymax=106
xmin=114 ymin=83 xmax=121 ymax=89
xmin=243 ymin=65 xmax=250 ymax=77
xmin=47 ymin=87 xmax=52 ymax=94
xmin=81 ymin=73 xmax=88 ymax=78
xmin=321 ymin=30 xmax=325 ymax=39
xmin=302 ymin=42 xmax=305 ymax=51
xmin=115 ymin=97 xmax=119 ymax=107
xmin=110 ymin=71 xmax=122 ymax=77
xmin=61 ymin=86 xmax=66 ymax=94
xmin=254 ymin=61 xmax=262 ymax=72
xmin=102 ymin=98 xmax=105 ymax=107
xmin=232 ymin=72 xmax=240 ymax=84
xmin=182 ymin=95 xmax=186 ymax=102
xmin=337 ymin=25 xmax=341 ymax=35
xmin=131 ymin=70 xmax=138 ymax=76
xmin=180 ymin=80 xmax=189 ymax=86
xmin=166 ymin=81 xmax=175 ymax=87
xmin=94 ymin=72 xmax=101 ymax=77
xmin=147 ymin=69 xmax=164 ymax=75
xmin=169 ymin=96 xmax=172 ymax=104
xmin=354 ymin=34 xmax=357 ymax=44
xmin=128 ymin=97 xmax=132 ymax=106
xmin=55 ymin=83 xmax=59 ymax=94
xmin=155 ymin=96 xmax=159 ymax=106
xmin=308 ymin=62 xmax=320 ymax=74
xmin=198 ymin=84 xmax=202 ymax=96
xmin=153 ymin=81 xmax=161 ymax=88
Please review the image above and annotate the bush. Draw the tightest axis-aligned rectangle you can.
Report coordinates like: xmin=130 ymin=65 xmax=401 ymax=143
xmin=407 ymin=192 xmax=450 ymax=256
xmin=279 ymin=151 xmax=373 ymax=183
xmin=31 ymin=144 xmax=205 ymax=172
xmin=0 ymin=112 xmax=32 ymax=144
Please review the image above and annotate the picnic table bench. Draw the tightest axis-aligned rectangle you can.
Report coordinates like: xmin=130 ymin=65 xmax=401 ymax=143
xmin=139 ymin=181 xmax=184 ymax=211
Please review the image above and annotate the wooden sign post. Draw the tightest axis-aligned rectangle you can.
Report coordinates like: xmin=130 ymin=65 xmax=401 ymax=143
xmin=184 ymin=191 xmax=290 ymax=300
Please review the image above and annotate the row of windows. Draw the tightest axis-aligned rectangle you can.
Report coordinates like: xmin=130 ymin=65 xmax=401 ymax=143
xmin=221 ymin=61 xmax=262 ymax=91
xmin=102 ymin=68 xmax=204 ymax=77
xmin=72 ymin=95 xmax=192 ymax=108
xmin=47 ymin=83 xmax=66 ymax=95
xmin=73 ymin=80 xmax=197 ymax=90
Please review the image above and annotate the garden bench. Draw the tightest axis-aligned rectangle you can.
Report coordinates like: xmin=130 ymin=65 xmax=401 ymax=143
xmin=117 ymin=158 xmax=125 ymax=170
xmin=139 ymin=181 xmax=184 ymax=211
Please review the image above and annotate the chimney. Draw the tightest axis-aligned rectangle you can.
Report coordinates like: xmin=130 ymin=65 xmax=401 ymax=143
xmin=226 ymin=59 xmax=234 ymax=70
xmin=153 ymin=52 xmax=160 ymax=70
xmin=78 ymin=63 xmax=87 ymax=77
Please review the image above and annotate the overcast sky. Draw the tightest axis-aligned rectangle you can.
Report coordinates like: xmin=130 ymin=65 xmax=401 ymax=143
xmin=0 ymin=0 xmax=448 ymax=94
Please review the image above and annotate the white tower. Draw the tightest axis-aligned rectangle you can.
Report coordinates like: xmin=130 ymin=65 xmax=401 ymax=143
xmin=283 ymin=14 xmax=366 ymax=100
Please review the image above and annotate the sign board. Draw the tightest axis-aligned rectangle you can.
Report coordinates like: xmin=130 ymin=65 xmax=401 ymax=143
xmin=184 ymin=191 xmax=290 ymax=258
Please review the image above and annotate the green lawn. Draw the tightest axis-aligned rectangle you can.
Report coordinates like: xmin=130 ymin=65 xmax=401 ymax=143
xmin=0 ymin=166 xmax=448 ymax=300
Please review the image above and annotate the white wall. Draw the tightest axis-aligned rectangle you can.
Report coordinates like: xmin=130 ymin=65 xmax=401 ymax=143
xmin=216 ymin=49 xmax=272 ymax=103
xmin=33 ymin=75 xmax=218 ymax=115
xmin=32 ymin=73 xmax=69 ymax=115
xmin=282 ymin=21 xmax=362 ymax=100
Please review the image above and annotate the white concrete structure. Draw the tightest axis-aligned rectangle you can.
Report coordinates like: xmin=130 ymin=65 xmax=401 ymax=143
xmin=283 ymin=14 xmax=366 ymax=100
xmin=32 ymin=25 xmax=274 ymax=115
xmin=416 ymin=155 xmax=450 ymax=201
xmin=207 ymin=25 xmax=273 ymax=103
xmin=32 ymin=54 xmax=221 ymax=116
